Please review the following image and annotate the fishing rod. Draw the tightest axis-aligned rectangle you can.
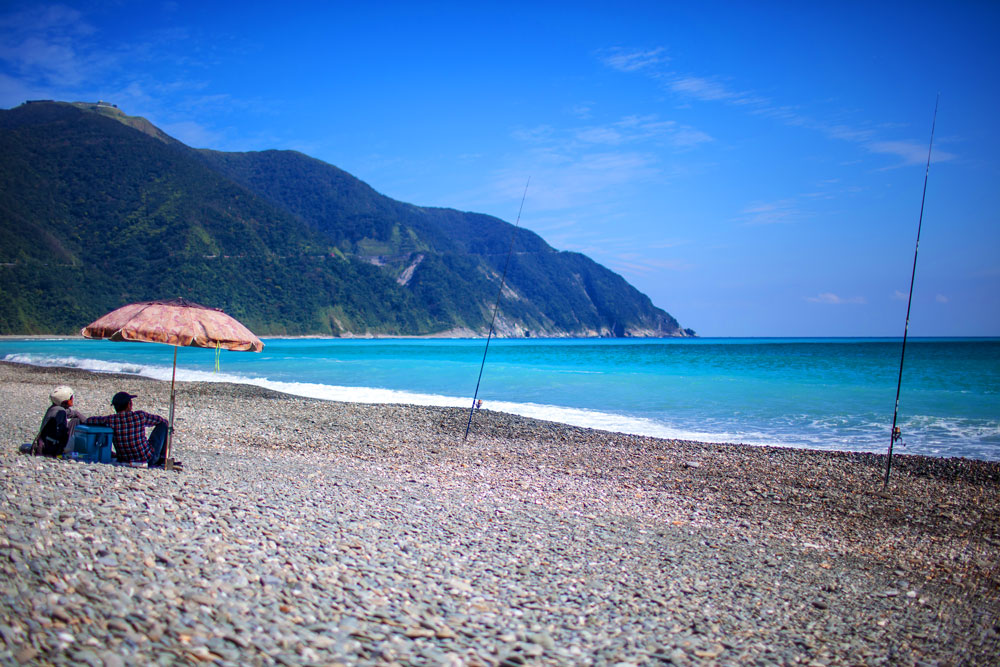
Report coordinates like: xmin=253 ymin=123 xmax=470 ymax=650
xmin=885 ymin=95 xmax=939 ymax=489
xmin=464 ymin=178 xmax=530 ymax=440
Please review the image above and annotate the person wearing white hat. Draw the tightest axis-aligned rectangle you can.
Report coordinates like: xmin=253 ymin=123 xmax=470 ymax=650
xmin=30 ymin=385 xmax=86 ymax=456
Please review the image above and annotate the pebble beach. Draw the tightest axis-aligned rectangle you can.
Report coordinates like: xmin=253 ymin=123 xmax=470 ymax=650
xmin=1 ymin=360 xmax=998 ymax=666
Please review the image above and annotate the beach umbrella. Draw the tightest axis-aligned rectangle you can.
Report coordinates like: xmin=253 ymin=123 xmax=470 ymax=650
xmin=81 ymin=298 xmax=264 ymax=466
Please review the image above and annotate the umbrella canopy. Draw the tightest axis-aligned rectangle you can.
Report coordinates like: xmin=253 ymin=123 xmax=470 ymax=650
xmin=82 ymin=298 xmax=263 ymax=466
xmin=81 ymin=298 xmax=263 ymax=351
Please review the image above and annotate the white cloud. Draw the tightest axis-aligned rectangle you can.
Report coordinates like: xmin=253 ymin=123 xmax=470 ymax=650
xmin=0 ymin=71 xmax=52 ymax=107
xmin=806 ymin=293 xmax=867 ymax=305
xmin=611 ymin=255 xmax=693 ymax=274
xmin=510 ymin=125 xmax=555 ymax=143
xmin=526 ymin=114 xmax=712 ymax=154
xmin=823 ymin=123 xmax=875 ymax=143
xmin=935 ymin=294 xmax=949 ymax=303
xmin=494 ymin=112 xmax=714 ymax=213
xmin=0 ymin=4 xmax=97 ymax=87
xmin=520 ymin=151 xmax=660 ymax=211
xmin=527 ymin=216 xmax=578 ymax=234
xmin=670 ymin=126 xmax=713 ymax=148
xmin=649 ymin=239 xmax=690 ymax=249
xmin=867 ymin=140 xmax=956 ymax=167
xmin=9 ymin=37 xmax=85 ymax=85
xmin=739 ymin=199 xmax=801 ymax=225
xmin=598 ymin=46 xmax=962 ymax=170
xmin=0 ymin=4 xmax=93 ymax=35
xmin=157 ymin=120 xmax=223 ymax=148
xmin=617 ymin=114 xmax=713 ymax=148
xmin=599 ymin=47 xmax=667 ymax=73
xmin=670 ymin=76 xmax=739 ymax=103
xmin=473 ymin=145 xmax=659 ymax=215
xmin=576 ymin=126 xmax=624 ymax=145
xmin=0 ymin=4 xmax=254 ymax=152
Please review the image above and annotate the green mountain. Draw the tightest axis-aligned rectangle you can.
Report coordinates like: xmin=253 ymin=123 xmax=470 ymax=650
xmin=0 ymin=101 xmax=692 ymax=337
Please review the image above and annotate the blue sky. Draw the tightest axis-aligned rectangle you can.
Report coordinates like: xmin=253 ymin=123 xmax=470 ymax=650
xmin=1 ymin=1 xmax=997 ymax=336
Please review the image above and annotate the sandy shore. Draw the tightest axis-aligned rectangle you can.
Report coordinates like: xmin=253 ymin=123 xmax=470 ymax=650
xmin=2 ymin=361 xmax=998 ymax=665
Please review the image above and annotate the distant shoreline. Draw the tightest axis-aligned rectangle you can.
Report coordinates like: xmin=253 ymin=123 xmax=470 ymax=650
xmin=0 ymin=334 xmax=81 ymax=340
xmin=3 ymin=333 xmax=997 ymax=341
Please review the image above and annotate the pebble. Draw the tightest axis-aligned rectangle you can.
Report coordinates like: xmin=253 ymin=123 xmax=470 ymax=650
xmin=1 ymin=361 xmax=999 ymax=665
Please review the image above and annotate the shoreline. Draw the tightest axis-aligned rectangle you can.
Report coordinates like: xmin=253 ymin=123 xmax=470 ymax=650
xmin=2 ymin=361 xmax=999 ymax=664
xmin=3 ymin=359 xmax=996 ymax=472
xmin=4 ymin=348 xmax=996 ymax=462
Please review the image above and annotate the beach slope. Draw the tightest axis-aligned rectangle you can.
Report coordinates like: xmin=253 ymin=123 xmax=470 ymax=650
xmin=2 ymin=361 xmax=998 ymax=665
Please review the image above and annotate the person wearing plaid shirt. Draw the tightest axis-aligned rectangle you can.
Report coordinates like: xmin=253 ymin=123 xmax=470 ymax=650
xmin=84 ymin=391 xmax=168 ymax=465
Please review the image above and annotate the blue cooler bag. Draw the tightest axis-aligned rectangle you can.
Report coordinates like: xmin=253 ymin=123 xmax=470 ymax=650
xmin=70 ymin=424 xmax=114 ymax=463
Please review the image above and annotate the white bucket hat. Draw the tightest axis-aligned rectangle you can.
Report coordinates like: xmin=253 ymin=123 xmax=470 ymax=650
xmin=50 ymin=385 xmax=73 ymax=405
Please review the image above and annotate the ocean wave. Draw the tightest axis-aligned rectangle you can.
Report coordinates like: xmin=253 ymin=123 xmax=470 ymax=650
xmin=3 ymin=351 xmax=768 ymax=445
xmin=4 ymin=353 xmax=152 ymax=377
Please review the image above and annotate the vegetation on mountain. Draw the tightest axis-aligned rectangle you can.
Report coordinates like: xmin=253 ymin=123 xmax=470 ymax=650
xmin=0 ymin=101 xmax=689 ymax=337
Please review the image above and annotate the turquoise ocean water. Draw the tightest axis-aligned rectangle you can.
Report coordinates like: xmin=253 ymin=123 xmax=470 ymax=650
xmin=3 ymin=337 xmax=998 ymax=461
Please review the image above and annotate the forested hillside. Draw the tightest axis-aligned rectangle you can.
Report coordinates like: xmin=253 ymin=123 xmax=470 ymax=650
xmin=0 ymin=101 xmax=690 ymax=337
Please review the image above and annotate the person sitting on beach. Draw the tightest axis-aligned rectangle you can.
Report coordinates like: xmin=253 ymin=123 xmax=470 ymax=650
xmin=84 ymin=391 xmax=169 ymax=466
xmin=29 ymin=385 xmax=86 ymax=456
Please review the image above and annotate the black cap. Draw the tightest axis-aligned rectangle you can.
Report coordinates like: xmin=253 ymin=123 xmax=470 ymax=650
xmin=111 ymin=391 xmax=137 ymax=408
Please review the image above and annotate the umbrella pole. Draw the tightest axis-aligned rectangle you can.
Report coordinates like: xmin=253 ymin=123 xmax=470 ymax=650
xmin=165 ymin=346 xmax=177 ymax=470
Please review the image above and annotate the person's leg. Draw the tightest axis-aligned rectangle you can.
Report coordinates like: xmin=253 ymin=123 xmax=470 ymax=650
xmin=146 ymin=423 xmax=168 ymax=464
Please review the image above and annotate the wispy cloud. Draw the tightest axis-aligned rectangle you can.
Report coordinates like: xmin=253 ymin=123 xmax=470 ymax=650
xmin=806 ymin=292 xmax=867 ymax=305
xmin=526 ymin=215 xmax=579 ymax=234
xmin=496 ymin=113 xmax=713 ymax=212
xmin=0 ymin=4 xmax=96 ymax=87
xmin=570 ymin=102 xmax=594 ymax=119
xmin=610 ymin=254 xmax=693 ymax=274
xmin=601 ymin=47 xmax=959 ymax=169
xmin=670 ymin=126 xmax=714 ymax=148
xmin=510 ymin=125 xmax=555 ymax=143
xmin=576 ymin=126 xmax=624 ymax=145
xmin=157 ymin=119 xmax=224 ymax=148
xmin=492 ymin=149 xmax=660 ymax=212
xmin=668 ymin=76 xmax=766 ymax=108
xmin=0 ymin=3 xmax=260 ymax=151
xmin=648 ymin=239 xmax=690 ymax=249
xmin=867 ymin=140 xmax=955 ymax=167
xmin=599 ymin=47 xmax=667 ymax=73
xmin=573 ymin=115 xmax=712 ymax=149
xmin=0 ymin=71 xmax=51 ymax=107
xmin=0 ymin=4 xmax=150 ymax=104
xmin=739 ymin=199 xmax=803 ymax=225
xmin=886 ymin=290 xmax=947 ymax=305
